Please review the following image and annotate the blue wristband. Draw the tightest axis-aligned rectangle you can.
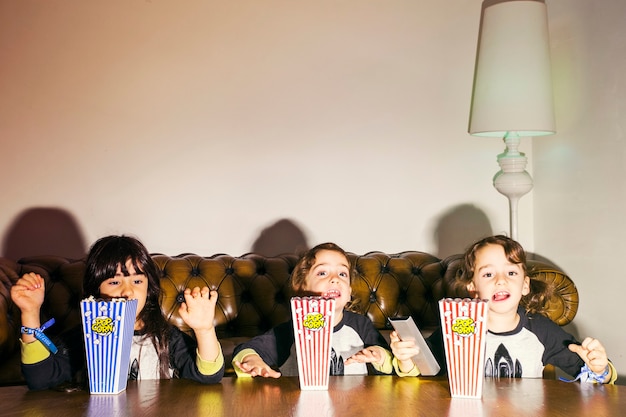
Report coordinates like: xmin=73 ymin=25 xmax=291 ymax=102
xmin=559 ymin=363 xmax=609 ymax=384
xmin=21 ymin=318 xmax=58 ymax=354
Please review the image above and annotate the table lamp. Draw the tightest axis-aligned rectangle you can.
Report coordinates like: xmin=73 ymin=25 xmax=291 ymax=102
xmin=468 ymin=0 xmax=556 ymax=240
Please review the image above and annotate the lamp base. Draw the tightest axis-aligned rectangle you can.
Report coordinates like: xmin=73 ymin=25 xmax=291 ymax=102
xmin=493 ymin=133 xmax=534 ymax=241
xmin=493 ymin=166 xmax=533 ymax=199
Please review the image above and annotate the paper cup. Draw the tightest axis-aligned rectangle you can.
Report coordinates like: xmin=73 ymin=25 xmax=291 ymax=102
xmin=439 ymin=298 xmax=489 ymax=399
xmin=80 ymin=298 xmax=138 ymax=394
xmin=290 ymin=297 xmax=335 ymax=390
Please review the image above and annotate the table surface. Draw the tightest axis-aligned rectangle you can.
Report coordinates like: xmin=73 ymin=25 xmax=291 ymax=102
xmin=2 ymin=376 xmax=624 ymax=417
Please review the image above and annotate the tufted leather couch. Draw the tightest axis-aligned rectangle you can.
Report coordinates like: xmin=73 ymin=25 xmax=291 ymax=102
xmin=0 ymin=251 xmax=578 ymax=385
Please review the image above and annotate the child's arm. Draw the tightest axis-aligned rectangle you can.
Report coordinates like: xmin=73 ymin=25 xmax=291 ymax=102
xmin=11 ymin=273 xmax=76 ymax=390
xmin=231 ymin=324 xmax=290 ymax=378
xmin=10 ymin=273 xmax=45 ymax=343
xmin=178 ymin=286 xmax=223 ymax=365
xmin=232 ymin=350 xmax=281 ymax=378
xmin=568 ymin=337 xmax=616 ymax=384
xmin=11 ymin=273 xmax=53 ymax=363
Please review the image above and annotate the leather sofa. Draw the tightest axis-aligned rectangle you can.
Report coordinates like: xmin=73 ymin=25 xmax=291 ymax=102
xmin=0 ymin=251 xmax=578 ymax=385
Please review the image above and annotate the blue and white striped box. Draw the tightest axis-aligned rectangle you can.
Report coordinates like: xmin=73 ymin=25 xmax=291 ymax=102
xmin=80 ymin=298 xmax=138 ymax=394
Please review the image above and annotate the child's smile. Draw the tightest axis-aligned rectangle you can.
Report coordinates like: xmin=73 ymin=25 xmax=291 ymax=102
xmin=492 ymin=291 xmax=511 ymax=302
xmin=323 ymin=288 xmax=342 ymax=299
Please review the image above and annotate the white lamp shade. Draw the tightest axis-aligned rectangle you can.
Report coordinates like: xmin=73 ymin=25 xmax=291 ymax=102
xmin=468 ymin=0 xmax=556 ymax=137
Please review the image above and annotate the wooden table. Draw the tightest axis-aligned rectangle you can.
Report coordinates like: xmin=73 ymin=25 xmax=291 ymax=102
xmin=2 ymin=376 xmax=624 ymax=417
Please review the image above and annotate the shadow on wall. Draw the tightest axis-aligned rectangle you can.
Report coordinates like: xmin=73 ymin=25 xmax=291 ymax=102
xmin=432 ymin=204 xmax=493 ymax=259
xmin=433 ymin=204 xmax=565 ymax=270
xmin=251 ymin=219 xmax=309 ymax=256
xmin=2 ymin=207 xmax=87 ymax=261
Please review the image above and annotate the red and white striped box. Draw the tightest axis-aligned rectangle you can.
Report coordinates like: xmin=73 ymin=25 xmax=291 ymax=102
xmin=439 ymin=298 xmax=489 ymax=399
xmin=290 ymin=297 xmax=336 ymax=390
xmin=80 ymin=298 xmax=138 ymax=394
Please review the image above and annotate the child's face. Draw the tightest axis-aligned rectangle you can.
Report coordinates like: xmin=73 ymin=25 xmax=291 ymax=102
xmin=98 ymin=258 xmax=147 ymax=327
xmin=467 ymin=244 xmax=530 ymax=315
xmin=304 ymin=249 xmax=352 ymax=311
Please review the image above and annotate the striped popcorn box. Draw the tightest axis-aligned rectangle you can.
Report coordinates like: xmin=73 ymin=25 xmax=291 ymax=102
xmin=80 ymin=298 xmax=138 ymax=394
xmin=439 ymin=298 xmax=489 ymax=399
xmin=290 ymin=297 xmax=336 ymax=390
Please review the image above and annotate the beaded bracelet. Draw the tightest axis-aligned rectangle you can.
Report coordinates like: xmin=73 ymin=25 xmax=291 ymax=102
xmin=560 ymin=363 xmax=609 ymax=384
xmin=21 ymin=318 xmax=58 ymax=354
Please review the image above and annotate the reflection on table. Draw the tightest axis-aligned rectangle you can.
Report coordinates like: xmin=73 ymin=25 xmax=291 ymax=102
xmin=2 ymin=376 xmax=624 ymax=417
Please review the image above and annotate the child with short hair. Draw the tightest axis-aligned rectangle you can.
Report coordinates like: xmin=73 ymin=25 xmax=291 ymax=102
xmin=11 ymin=235 xmax=224 ymax=390
xmin=232 ymin=242 xmax=395 ymax=377
xmin=392 ymin=235 xmax=616 ymax=383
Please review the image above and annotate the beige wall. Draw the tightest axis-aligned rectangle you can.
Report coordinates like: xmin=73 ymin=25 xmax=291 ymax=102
xmin=0 ymin=0 xmax=522 ymax=259
xmin=0 ymin=1 xmax=622 ymax=380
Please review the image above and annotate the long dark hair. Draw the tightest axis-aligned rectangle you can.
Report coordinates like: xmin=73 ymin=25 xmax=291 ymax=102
xmin=458 ymin=235 xmax=550 ymax=316
xmin=84 ymin=235 xmax=172 ymax=378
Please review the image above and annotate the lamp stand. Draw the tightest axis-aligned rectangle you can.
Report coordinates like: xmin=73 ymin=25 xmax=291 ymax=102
xmin=492 ymin=132 xmax=533 ymax=241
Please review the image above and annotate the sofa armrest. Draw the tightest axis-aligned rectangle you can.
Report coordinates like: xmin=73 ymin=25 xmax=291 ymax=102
xmin=528 ymin=260 xmax=578 ymax=326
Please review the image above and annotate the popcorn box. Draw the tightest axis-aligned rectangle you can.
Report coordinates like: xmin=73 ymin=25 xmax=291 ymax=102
xmin=439 ymin=298 xmax=489 ymax=399
xmin=80 ymin=298 xmax=138 ymax=394
xmin=290 ymin=297 xmax=335 ymax=390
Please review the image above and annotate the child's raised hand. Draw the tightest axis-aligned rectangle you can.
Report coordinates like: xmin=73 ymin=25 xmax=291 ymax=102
xmin=234 ymin=354 xmax=281 ymax=378
xmin=179 ymin=286 xmax=223 ymax=364
xmin=345 ymin=346 xmax=385 ymax=366
xmin=179 ymin=286 xmax=218 ymax=332
xmin=11 ymin=273 xmax=45 ymax=339
xmin=10 ymin=273 xmax=45 ymax=314
xmin=389 ymin=330 xmax=420 ymax=373
xmin=568 ymin=337 xmax=611 ymax=378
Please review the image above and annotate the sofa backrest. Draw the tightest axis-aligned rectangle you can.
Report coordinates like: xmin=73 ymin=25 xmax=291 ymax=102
xmin=6 ymin=251 xmax=578 ymax=343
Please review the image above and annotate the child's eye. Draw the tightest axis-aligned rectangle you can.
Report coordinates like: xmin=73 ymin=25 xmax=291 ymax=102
xmin=131 ymin=274 xmax=146 ymax=284
xmin=483 ymin=272 xmax=493 ymax=279
xmin=508 ymin=271 xmax=518 ymax=276
xmin=317 ymin=271 xmax=328 ymax=277
xmin=106 ymin=279 xmax=120 ymax=286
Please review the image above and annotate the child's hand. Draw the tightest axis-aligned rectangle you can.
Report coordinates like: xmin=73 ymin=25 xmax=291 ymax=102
xmin=568 ymin=337 xmax=611 ymax=378
xmin=11 ymin=273 xmax=45 ymax=340
xmin=10 ymin=273 xmax=45 ymax=315
xmin=345 ymin=346 xmax=385 ymax=366
xmin=179 ymin=286 xmax=218 ymax=332
xmin=234 ymin=354 xmax=281 ymax=378
xmin=389 ymin=330 xmax=420 ymax=373
xmin=179 ymin=286 xmax=222 ymax=364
